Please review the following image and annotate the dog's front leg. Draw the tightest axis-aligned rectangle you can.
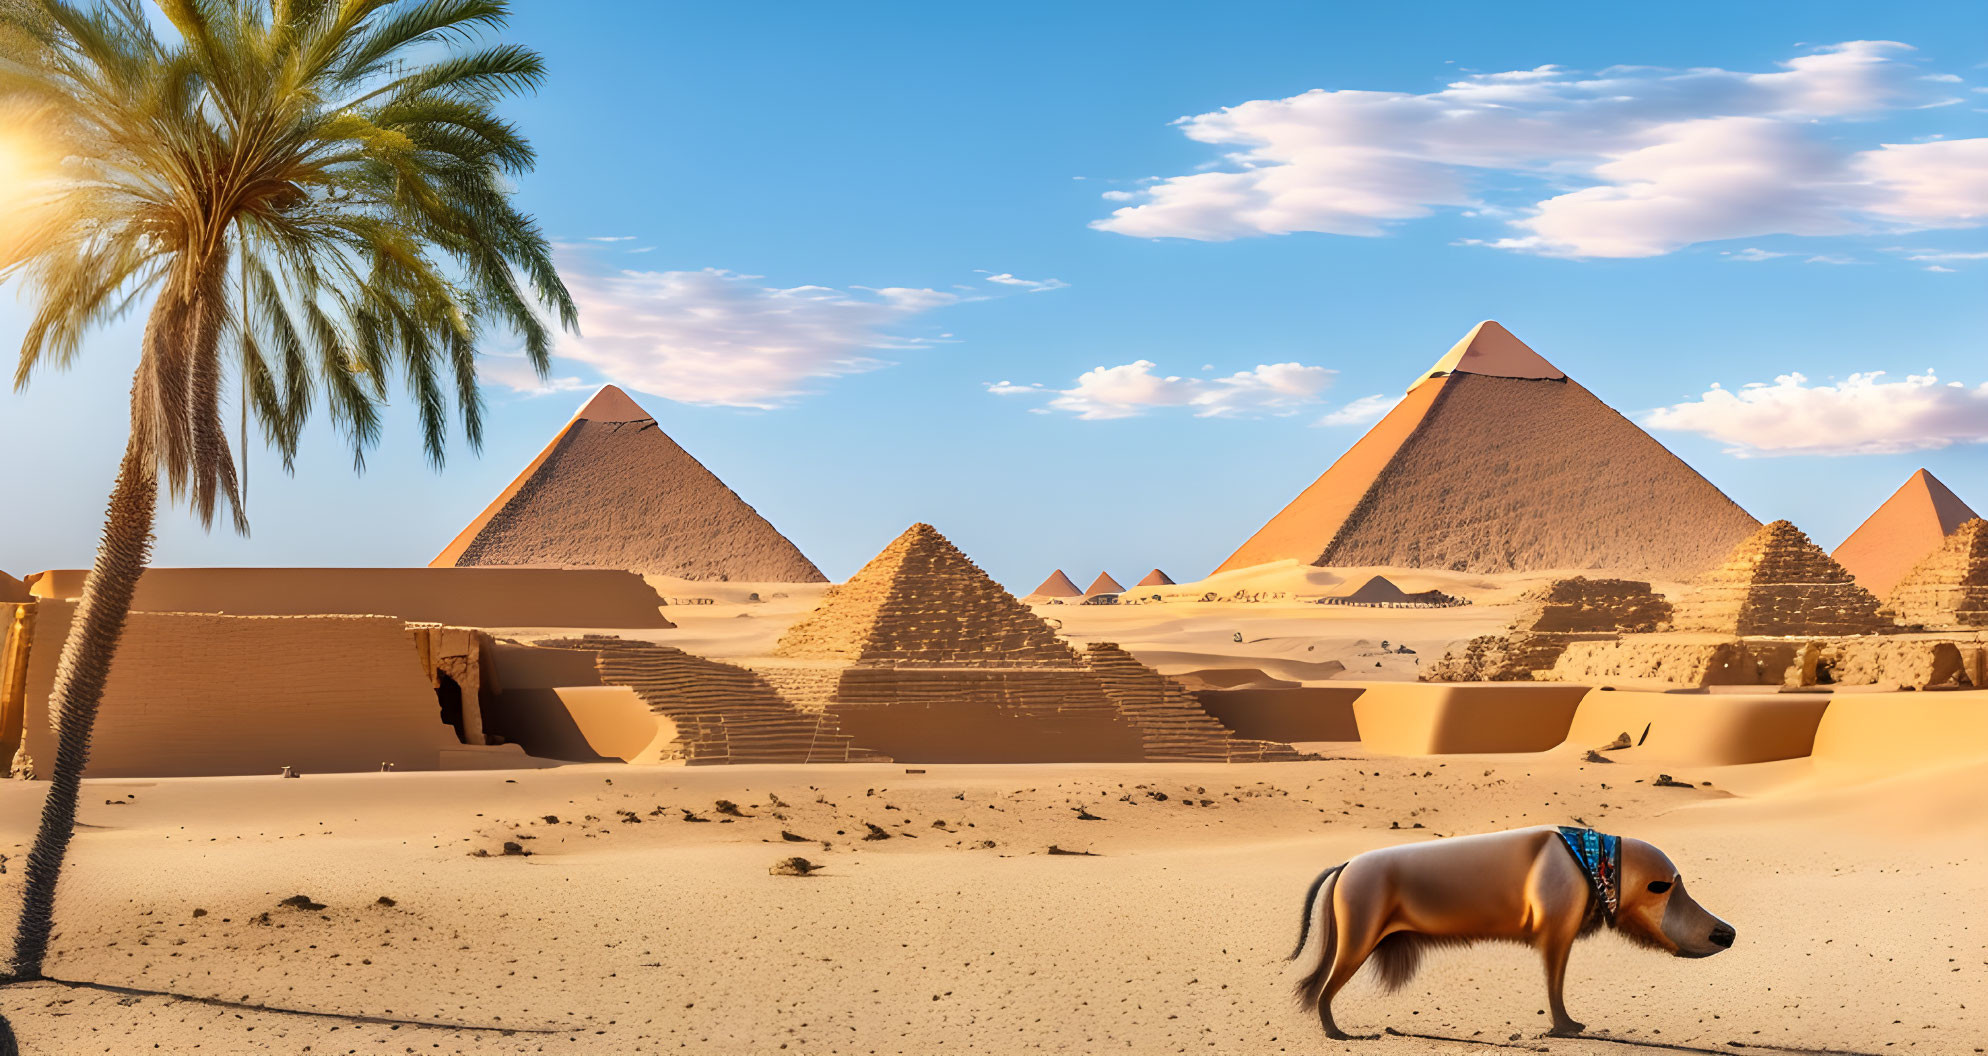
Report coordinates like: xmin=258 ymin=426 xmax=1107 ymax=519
xmin=1538 ymin=923 xmax=1585 ymax=1036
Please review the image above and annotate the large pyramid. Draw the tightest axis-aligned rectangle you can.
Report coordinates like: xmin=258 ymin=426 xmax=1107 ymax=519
xmin=1881 ymin=518 xmax=1988 ymax=629
xmin=433 ymin=386 xmax=824 ymax=582
xmin=1215 ymin=322 xmax=1758 ymax=577
xmin=762 ymin=524 xmax=1297 ymax=762
xmin=1831 ymin=469 xmax=1978 ymax=599
xmin=1671 ymin=520 xmax=1888 ymax=636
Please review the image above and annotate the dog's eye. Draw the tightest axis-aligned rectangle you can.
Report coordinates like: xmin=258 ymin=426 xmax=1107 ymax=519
xmin=1646 ymin=881 xmax=1673 ymax=894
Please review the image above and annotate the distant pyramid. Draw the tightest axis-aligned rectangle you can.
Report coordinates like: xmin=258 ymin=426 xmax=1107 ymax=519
xmin=1671 ymin=520 xmax=1887 ymax=636
xmin=1215 ymin=321 xmax=1757 ymax=577
xmin=1028 ymin=569 xmax=1083 ymax=598
xmin=1881 ymin=518 xmax=1988 ymax=629
xmin=433 ymin=386 xmax=825 ymax=582
xmin=0 ymin=570 xmax=25 ymax=604
xmin=1084 ymin=572 xmax=1126 ymax=595
xmin=1136 ymin=569 xmax=1175 ymax=587
xmin=776 ymin=524 xmax=1074 ymax=664
xmin=1831 ymin=469 xmax=1978 ymax=599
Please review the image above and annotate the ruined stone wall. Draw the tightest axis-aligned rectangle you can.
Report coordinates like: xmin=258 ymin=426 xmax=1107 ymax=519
xmin=824 ymin=666 xmax=1147 ymax=763
xmin=1 ymin=603 xmax=33 ymax=774
xmin=1821 ymin=638 xmax=1984 ymax=689
xmin=1427 ymin=577 xmax=1670 ymax=681
xmin=17 ymin=602 xmax=452 ymax=778
xmin=1546 ymin=636 xmax=1798 ymax=687
xmin=1426 ymin=632 xmax=1613 ymax=682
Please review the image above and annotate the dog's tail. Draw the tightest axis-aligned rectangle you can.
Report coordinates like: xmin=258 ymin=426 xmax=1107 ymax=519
xmin=1290 ymin=863 xmax=1345 ymax=1012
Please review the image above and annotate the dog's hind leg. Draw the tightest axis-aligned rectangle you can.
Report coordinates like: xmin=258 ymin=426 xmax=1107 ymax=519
xmin=1317 ymin=885 xmax=1389 ymax=1040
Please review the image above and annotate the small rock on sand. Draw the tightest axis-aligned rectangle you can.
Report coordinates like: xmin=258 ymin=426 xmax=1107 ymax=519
xmin=770 ymin=857 xmax=821 ymax=877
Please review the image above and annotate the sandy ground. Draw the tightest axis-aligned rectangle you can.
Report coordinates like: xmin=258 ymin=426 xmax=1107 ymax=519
xmin=0 ymin=746 xmax=1979 ymax=1055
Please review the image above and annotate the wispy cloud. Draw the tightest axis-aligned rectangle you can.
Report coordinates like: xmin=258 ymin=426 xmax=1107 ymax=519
xmin=586 ymin=235 xmax=636 ymax=242
xmin=1316 ymin=393 xmax=1398 ymax=426
xmin=1094 ymin=41 xmax=1984 ymax=258
xmin=979 ymin=271 xmax=1071 ymax=292
xmin=991 ymin=361 xmax=1335 ymax=420
xmin=1645 ymin=370 xmax=1988 ymax=456
xmin=1724 ymin=247 xmax=1790 ymax=262
xmin=537 ymin=266 xmax=960 ymax=408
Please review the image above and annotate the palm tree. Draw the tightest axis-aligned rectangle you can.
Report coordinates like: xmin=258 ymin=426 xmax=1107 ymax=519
xmin=0 ymin=0 xmax=575 ymax=981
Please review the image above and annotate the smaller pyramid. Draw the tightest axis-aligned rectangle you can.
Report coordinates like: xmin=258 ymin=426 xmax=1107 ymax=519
xmin=1136 ymin=569 xmax=1175 ymax=587
xmin=1340 ymin=576 xmax=1410 ymax=604
xmin=1671 ymin=520 xmax=1887 ymax=637
xmin=1832 ymin=469 xmax=1979 ymax=599
xmin=776 ymin=524 xmax=1076 ymax=664
xmin=1085 ymin=572 xmax=1126 ymax=595
xmin=1881 ymin=518 xmax=1988 ymax=629
xmin=1029 ymin=570 xmax=1083 ymax=598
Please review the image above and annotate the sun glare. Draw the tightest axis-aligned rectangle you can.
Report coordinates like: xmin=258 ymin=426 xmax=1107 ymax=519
xmin=0 ymin=129 xmax=52 ymax=229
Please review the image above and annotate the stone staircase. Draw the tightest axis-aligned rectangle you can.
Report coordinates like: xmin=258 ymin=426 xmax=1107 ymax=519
xmin=1080 ymin=643 xmax=1302 ymax=762
xmin=540 ymin=636 xmax=878 ymax=763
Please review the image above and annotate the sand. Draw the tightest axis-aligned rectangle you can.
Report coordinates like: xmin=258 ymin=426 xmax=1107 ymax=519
xmin=0 ymin=747 xmax=1978 ymax=1054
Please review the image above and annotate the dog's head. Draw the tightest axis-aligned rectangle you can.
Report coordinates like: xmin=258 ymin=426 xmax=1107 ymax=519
xmin=1613 ymin=838 xmax=1735 ymax=958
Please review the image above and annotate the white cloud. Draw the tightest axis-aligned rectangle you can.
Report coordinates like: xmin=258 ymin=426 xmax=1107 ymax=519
xmin=1316 ymin=393 xmax=1398 ymax=426
xmin=980 ymin=272 xmax=1071 ymax=292
xmin=478 ymin=354 xmax=590 ymax=397
xmin=998 ymin=361 xmax=1335 ymax=420
xmin=540 ymin=266 xmax=959 ymax=408
xmin=586 ymin=235 xmax=636 ymax=242
xmin=1094 ymin=41 xmax=1983 ymax=258
xmin=1804 ymin=254 xmax=1858 ymax=264
xmin=1927 ymin=265 xmax=1956 ymax=272
xmin=1726 ymin=247 xmax=1789 ymax=261
xmin=1898 ymin=248 xmax=1988 ymax=263
xmin=1645 ymin=370 xmax=1988 ymax=456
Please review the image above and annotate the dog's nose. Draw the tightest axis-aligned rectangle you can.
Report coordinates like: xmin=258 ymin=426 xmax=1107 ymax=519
xmin=1708 ymin=925 xmax=1735 ymax=949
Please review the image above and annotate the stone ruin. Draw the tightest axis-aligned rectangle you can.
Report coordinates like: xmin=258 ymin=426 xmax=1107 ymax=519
xmin=1669 ymin=520 xmax=1886 ymax=637
xmin=1426 ymin=577 xmax=1669 ymax=681
xmin=1430 ymin=521 xmax=1988 ymax=690
xmin=1882 ymin=518 xmax=1988 ymax=630
xmin=745 ymin=524 xmax=1298 ymax=762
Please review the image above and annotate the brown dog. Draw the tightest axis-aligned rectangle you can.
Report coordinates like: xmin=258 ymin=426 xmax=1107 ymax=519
xmin=1289 ymin=826 xmax=1734 ymax=1038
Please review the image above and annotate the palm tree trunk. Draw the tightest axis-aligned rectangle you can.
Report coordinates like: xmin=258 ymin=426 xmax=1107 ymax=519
xmin=5 ymin=436 xmax=158 ymax=981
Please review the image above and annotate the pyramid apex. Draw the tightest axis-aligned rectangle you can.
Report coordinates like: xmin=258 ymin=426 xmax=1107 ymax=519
xmin=1409 ymin=320 xmax=1566 ymax=393
xmin=572 ymin=385 xmax=652 ymax=423
xmin=1084 ymin=571 xmax=1126 ymax=595
xmin=1030 ymin=569 xmax=1083 ymax=597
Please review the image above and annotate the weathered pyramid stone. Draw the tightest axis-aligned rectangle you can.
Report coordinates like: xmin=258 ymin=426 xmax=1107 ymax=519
xmin=1084 ymin=572 xmax=1126 ymax=596
xmin=1426 ymin=576 xmax=1669 ymax=681
xmin=1832 ymin=469 xmax=1979 ymax=599
xmin=1136 ymin=569 xmax=1175 ymax=587
xmin=776 ymin=524 xmax=1075 ymax=665
xmin=1671 ymin=521 xmax=1887 ymax=637
xmin=762 ymin=524 xmax=1295 ymax=762
xmin=433 ymin=386 xmax=824 ymax=582
xmin=1028 ymin=569 xmax=1083 ymax=598
xmin=1216 ymin=321 xmax=1757 ymax=577
xmin=1882 ymin=518 xmax=1988 ymax=629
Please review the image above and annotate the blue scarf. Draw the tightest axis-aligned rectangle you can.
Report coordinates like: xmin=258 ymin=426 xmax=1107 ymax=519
xmin=1556 ymin=826 xmax=1622 ymax=924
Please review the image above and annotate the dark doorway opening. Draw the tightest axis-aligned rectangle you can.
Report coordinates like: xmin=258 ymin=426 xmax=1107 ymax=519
xmin=437 ymin=673 xmax=468 ymax=744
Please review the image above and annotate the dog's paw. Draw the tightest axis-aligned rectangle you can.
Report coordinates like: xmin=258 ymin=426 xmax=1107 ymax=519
xmin=1547 ymin=1020 xmax=1586 ymax=1037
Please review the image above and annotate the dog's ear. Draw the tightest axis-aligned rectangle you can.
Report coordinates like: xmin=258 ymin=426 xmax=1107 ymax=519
xmin=1645 ymin=880 xmax=1673 ymax=894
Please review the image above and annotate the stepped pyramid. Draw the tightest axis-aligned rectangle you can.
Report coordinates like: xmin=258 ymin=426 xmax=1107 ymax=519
xmin=755 ymin=524 xmax=1296 ymax=762
xmin=1881 ymin=518 xmax=1988 ymax=629
xmin=1137 ymin=569 xmax=1175 ymax=587
xmin=1215 ymin=321 xmax=1758 ymax=577
xmin=1084 ymin=572 xmax=1126 ymax=595
xmin=433 ymin=386 xmax=824 ymax=582
xmin=1832 ymin=469 xmax=1979 ymax=599
xmin=1027 ymin=569 xmax=1083 ymax=599
xmin=777 ymin=524 xmax=1073 ymax=664
xmin=1671 ymin=520 xmax=1888 ymax=636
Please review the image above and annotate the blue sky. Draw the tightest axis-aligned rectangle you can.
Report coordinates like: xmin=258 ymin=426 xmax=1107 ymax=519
xmin=2 ymin=1 xmax=1985 ymax=588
